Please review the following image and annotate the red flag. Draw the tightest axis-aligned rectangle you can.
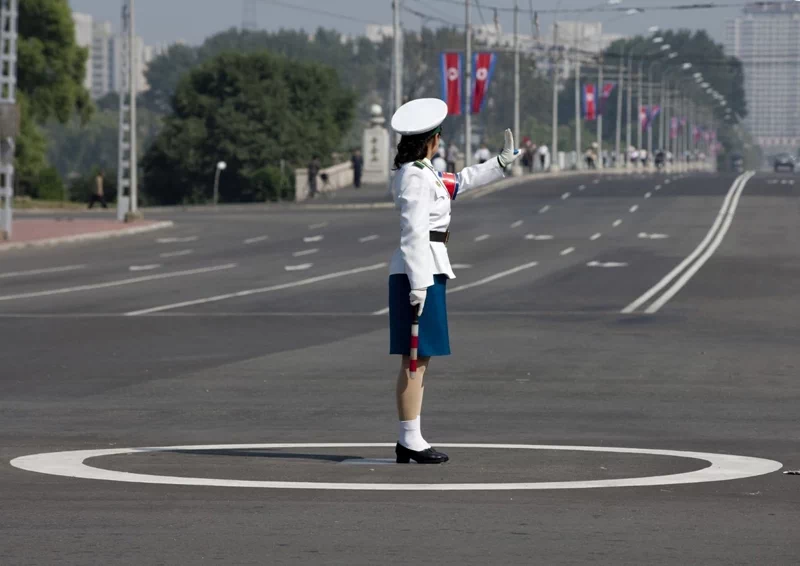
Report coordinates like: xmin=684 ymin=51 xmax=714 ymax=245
xmin=440 ymin=52 xmax=462 ymax=116
xmin=472 ymin=52 xmax=497 ymax=114
xmin=583 ymin=83 xmax=597 ymax=121
xmin=598 ymin=82 xmax=615 ymax=116
xmin=639 ymin=105 xmax=648 ymax=131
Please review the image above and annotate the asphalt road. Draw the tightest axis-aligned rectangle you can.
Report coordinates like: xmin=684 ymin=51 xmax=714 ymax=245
xmin=1 ymin=171 xmax=799 ymax=565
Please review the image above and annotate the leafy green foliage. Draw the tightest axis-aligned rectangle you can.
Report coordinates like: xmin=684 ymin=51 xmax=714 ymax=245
xmin=142 ymin=51 xmax=353 ymax=205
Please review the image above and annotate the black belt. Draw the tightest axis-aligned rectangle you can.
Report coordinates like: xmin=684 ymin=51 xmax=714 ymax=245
xmin=430 ymin=231 xmax=450 ymax=244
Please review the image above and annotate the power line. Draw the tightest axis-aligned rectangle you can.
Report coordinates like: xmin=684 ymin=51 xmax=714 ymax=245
xmin=425 ymin=0 xmax=751 ymax=14
xmin=255 ymin=0 xmax=385 ymax=26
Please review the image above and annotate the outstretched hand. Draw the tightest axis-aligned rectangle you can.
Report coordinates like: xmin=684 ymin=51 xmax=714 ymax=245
xmin=498 ymin=129 xmax=522 ymax=168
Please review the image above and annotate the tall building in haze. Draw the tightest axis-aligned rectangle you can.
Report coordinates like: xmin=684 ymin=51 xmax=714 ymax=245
xmin=726 ymin=2 xmax=800 ymax=153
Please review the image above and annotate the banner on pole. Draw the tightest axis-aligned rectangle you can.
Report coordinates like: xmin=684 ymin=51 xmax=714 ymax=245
xmin=639 ymin=105 xmax=648 ymax=131
xmin=598 ymin=82 xmax=615 ymax=116
xmin=670 ymin=117 xmax=678 ymax=140
xmin=440 ymin=52 xmax=463 ymax=116
xmin=471 ymin=52 xmax=497 ymax=114
xmin=583 ymin=83 xmax=597 ymax=121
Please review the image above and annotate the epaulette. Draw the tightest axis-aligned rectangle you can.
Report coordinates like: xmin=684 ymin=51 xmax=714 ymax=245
xmin=413 ymin=161 xmax=425 ymax=169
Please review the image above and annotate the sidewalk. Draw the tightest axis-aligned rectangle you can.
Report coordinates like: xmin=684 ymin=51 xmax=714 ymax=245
xmin=0 ymin=218 xmax=174 ymax=252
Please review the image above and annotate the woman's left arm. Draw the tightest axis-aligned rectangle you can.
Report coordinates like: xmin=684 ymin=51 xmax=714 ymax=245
xmin=456 ymin=129 xmax=522 ymax=196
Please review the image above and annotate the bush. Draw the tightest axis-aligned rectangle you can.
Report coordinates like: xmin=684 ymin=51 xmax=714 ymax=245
xmin=34 ymin=166 xmax=65 ymax=201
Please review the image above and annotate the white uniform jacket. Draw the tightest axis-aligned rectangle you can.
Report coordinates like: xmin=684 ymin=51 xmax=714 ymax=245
xmin=389 ymin=157 xmax=505 ymax=290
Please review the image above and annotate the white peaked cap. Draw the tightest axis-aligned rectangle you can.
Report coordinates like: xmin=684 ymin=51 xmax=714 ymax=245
xmin=391 ymin=98 xmax=448 ymax=136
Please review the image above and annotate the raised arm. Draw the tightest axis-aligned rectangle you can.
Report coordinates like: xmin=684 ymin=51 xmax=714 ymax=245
xmin=455 ymin=129 xmax=522 ymax=196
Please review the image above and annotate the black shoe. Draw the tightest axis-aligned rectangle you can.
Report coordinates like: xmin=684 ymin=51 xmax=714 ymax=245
xmin=395 ymin=443 xmax=449 ymax=464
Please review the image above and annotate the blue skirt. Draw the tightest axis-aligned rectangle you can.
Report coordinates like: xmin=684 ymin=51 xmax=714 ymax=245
xmin=389 ymin=274 xmax=451 ymax=357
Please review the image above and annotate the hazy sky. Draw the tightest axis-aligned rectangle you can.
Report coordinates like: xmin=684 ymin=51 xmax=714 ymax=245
xmin=68 ymin=0 xmax=742 ymax=47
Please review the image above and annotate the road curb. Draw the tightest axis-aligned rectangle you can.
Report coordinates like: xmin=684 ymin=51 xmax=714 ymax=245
xmin=0 ymin=221 xmax=175 ymax=253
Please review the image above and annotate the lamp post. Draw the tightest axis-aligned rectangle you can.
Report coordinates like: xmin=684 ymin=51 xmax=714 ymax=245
xmin=213 ymin=161 xmax=227 ymax=207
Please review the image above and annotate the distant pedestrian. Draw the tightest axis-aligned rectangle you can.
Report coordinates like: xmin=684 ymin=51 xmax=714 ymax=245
xmin=308 ymin=156 xmax=321 ymax=198
xmin=432 ymin=152 xmax=447 ymax=173
xmin=88 ymin=170 xmax=108 ymax=209
xmin=537 ymin=144 xmax=549 ymax=171
xmin=474 ymin=143 xmax=492 ymax=164
xmin=351 ymin=149 xmax=364 ymax=188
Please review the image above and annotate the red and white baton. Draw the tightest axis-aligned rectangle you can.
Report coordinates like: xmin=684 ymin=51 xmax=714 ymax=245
xmin=409 ymin=306 xmax=420 ymax=379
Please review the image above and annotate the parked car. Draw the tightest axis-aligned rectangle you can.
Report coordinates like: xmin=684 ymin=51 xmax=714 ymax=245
xmin=774 ymin=153 xmax=795 ymax=173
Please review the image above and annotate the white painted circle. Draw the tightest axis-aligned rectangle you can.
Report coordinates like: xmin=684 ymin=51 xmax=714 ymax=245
xmin=10 ymin=444 xmax=781 ymax=491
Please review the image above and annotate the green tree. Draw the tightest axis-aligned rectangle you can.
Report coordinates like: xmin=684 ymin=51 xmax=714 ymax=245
xmin=142 ymin=51 xmax=354 ymax=205
xmin=17 ymin=0 xmax=91 ymax=195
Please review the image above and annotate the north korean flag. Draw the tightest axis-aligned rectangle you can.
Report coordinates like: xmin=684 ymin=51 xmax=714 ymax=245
xmin=440 ymin=52 xmax=462 ymax=116
xmin=471 ymin=52 xmax=497 ymax=114
xmin=583 ymin=84 xmax=597 ymax=121
xmin=598 ymin=82 xmax=615 ymax=116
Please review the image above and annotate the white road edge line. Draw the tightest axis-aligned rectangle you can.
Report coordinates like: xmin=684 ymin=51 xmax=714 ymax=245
xmin=127 ymin=263 xmax=388 ymax=316
xmin=645 ymin=172 xmax=755 ymax=314
xmin=0 ymin=264 xmax=237 ymax=303
xmin=0 ymin=264 xmax=87 ymax=279
xmin=622 ymin=172 xmax=752 ymax=314
xmin=448 ymin=261 xmax=538 ymax=294
xmin=293 ymin=248 xmax=319 ymax=257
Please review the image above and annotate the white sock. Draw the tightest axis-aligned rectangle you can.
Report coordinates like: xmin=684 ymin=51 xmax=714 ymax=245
xmin=398 ymin=416 xmax=431 ymax=451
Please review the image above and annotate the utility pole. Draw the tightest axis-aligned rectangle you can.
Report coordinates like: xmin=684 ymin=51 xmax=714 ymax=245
xmin=392 ymin=0 xmax=403 ymax=149
xmin=615 ymin=54 xmax=624 ymax=170
xmin=660 ymin=76 xmax=666 ymax=151
xmin=647 ymin=65 xmax=653 ymax=164
xmin=117 ymin=0 xmax=140 ymax=221
xmin=636 ymin=60 xmax=643 ymax=154
xmin=625 ymin=54 xmax=632 ymax=168
xmin=574 ymin=54 xmax=582 ymax=169
xmin=513 ymin=0 xmax=520 ymax=158
xmin=551 ymin=22 xmax=559 ymax=171
xmin=597 ymin=59 xmax=603 ymax=169
xmin=465 ymin=0 xmax=473 ymax=166
xmin=0 ymin=0 xmax=18 ymax=241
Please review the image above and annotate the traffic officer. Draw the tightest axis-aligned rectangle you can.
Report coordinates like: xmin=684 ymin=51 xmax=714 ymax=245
xmin=388 ymin=98 xmax=521 ymax=464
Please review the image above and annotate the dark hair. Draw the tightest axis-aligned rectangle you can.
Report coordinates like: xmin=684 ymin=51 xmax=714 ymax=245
xmin=393 ymin=128 xmax=438 ymax=170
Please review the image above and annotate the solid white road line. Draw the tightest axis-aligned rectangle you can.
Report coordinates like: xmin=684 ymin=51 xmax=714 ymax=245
xmin=309 ymin=222 xmax=329 ymax=230
xmin=0 ymin=264 xmax=87 ymax=279
xmin=629 ymin=205 xmax=639 ymax=213
xmin=127 ymin=263 xmax=387 ymax=316
xmin=129 ymin=265 xmax=162 ymax=272
xmin=539 ymin=205 xmax=550 ymax=214
xmin=525 ymin=234 xmax=554 ymax=241
xmin=304 ymin=235 xmax=324 ymax=243
xmin=560 ymin=247 xmax=575 ymax=256
xmin=285 ymin=264 xmax=313 ymax=272
xmin=613 ymin=219 xmax=623 ymax=227
xmin=157 ymin=236 xmax=197 ymax=244
xmin=293 ymin=248 xmax=319 ymax=257
xmin=159 ymin=249 xmax=193 ymax=258
xmin=448 ymin=262 xmax=538 ymax=294
xmin=587 ymin=261 xmax=628 ymax=268
xmin=561 ymin=192 xmax=571 ymax=200
xmin=510 ymin=220 xmax=524 ymax=228
xmin=622 ymin=172 xmax=752 ymax=314
xmin=244 ymin=236 xmax=269 ymax=245
xmin=474 ymin=234 xmax=491 ymax=242
xmin=0 ymin=264 xmax=237 ymax=303
xmin=645 ymin=172 xmax=754 ymax=314
xmin=359 ymin=235 xmax=380 ymax=243
xmin=590 ymin=233 xmax=602 ymax=241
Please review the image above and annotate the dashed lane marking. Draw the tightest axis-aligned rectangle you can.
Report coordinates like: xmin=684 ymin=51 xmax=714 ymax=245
xmin=638 ymin=233 xmax=669 ymax=240
xmin=474 ymin=234 xmax=491 ymax=242
xmin=590 ymin=233 xmax=602 ymax=241
xmin=644 ymin=192 xmax=652 ymax=199
xmin=304 ymin=235 xmax=324 ymax=243
xmin=613 ymin=219 xmax=623 ymax=227
xmin=629 ymin=205 xmax=639 ymax=213
xmin=159 ymin=249 xmax=193 ymax=258
xmin=309 ymin=222 xmax=329 ymax=230
xmin=654 ymin=185 xmax=662 ymax=191
xmin=0 ymin=264 xmax=237 ymax=303
xmin=129 ymin=265 xmax=162 ymax=272
xmin=0 ymin=265 xmax=87 ymax=279
xmin=451 ymin=264 xmax=473 ymax=269
xmin=244 ymin=236 xmax=269 ymax=245
xmin=539 ymin=205 xmax=550 ymax=214
xmin=127 ymin=263 xmax=387 ymax=316
xmin=358 ymin=235 xmax=380 ymax=243
xmin=510 ymin=220 xmax=524 ymax=228
xmin=293 ymin=248 xmax=319 ymax=257
xmin=587 ymin=261 xmax=628 ymax=268
xmin=561 ymin=192 xmax=571 ymax=200
xmin=525 ymin=234 xmax=554 ymax=241
xmin=285 ymin=264 xmax=313 ymax=272
xmin=560 ymin=247 xmax=575 ymax=256
xmin=157 ymin=236 xmax=197 ymax=244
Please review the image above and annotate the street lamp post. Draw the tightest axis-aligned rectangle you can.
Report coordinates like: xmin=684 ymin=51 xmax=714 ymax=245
xmin=213 ymin=161 xmax=227 ymax=207
xmin=0 ymin=0 xmax=18 ymax=241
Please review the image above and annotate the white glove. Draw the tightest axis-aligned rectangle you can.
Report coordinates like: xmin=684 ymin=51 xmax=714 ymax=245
xmin=409 ymin=289 xmax=427 ymax=316
xmin=498 ymin=129 xmax=522 ymax=168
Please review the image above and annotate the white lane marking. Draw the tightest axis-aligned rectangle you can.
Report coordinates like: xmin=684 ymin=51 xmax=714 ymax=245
xmin=293 ymin=248 xmax=319 ymax=257
xmin=525 ymin=234 xmax=554 ymax=241
xmin=0 ymin=264 xmax=237 ymax=303
xmin=560 ymin=247 xmax=575 ymax=256
xmin=451 ymin=263 xmax=473 ymax=269
xmin=644 ymin=192 xmax=652 ymax=199
xmin=309 ymin=222 xmax=329 ymax=230
xmin=587 ymin=261 xmax=628 ymax=268
xmin=159 ymin=249 xmax=193 ymax=258
xmin=590 ymin=233 xmax=602 ymax=241
xmin=645 ymin=172 xmax=755 ymax=314
xmin=10 ymin=443 xmax=782 ymax=491
xmin=664 ymin=179 xmax=671 ymax=184
xmin=126 ymin=263 xmax=387 ymax=316
xmin=623 ymin=173 xmax=751 ymax=314
xmin=304 ymin=235 xmax=324 ymax=243
xmin=373 ymin=307 xmax=390 ymax=315
xmin=654 ymin=185 xmax=662 ymax=191
xmin=561 ymin=192 xmax=571 ymax=200
xmin=578 ymin=184 xmax=586 ymax=191
xmin=539 ymin=205 xmax=550 ymax=214
xmin=129 ymin=264 xmax=162 ymax=272
xmin=448 ymin=261 xmax=538 ymax=294
xmin=157 ymin=236 xmax=197 ymax=244
xmin=592 ymin=179 xmax=600 ymax=184
xmin=285 ymin=263 xmax=313 ymax=272
xmin=0 ymin=264 xmax=87 ymax=279
xmin=474 ymin=234 xmax=491 ymax=242
xmin=629 ymin=205 xmax=639 ymax=213
xmin=638 ymin=233 xmax=669 ymax=240
xmin=613 ymin=219 xmax=623 ymax=227
xmin=244 ymin=236 xmax=269 ymax=245
xmin=359 ymin=234 xmax=380 ymax=243
xmin=510 ymin=220 xmax=524 ymax=228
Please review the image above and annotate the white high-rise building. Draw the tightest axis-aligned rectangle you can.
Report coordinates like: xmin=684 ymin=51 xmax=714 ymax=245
xmin=91 ymin=21 xmax=113 ymax=99
xmin=726 ymin=2 xmax=800 ymax=152
xmin=72 ymin=13 xmax=94 ymax=92
xmin=109 ymin=34 xmax=153 ymax=94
